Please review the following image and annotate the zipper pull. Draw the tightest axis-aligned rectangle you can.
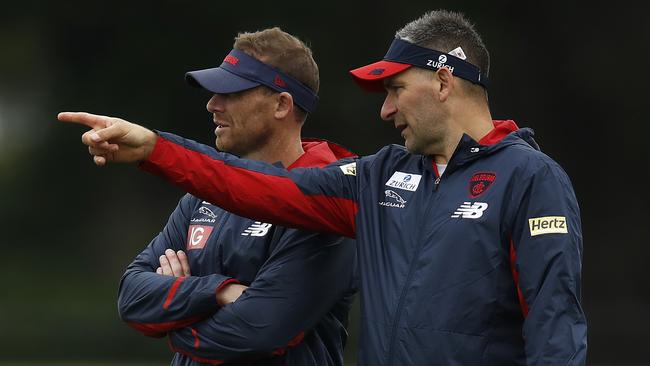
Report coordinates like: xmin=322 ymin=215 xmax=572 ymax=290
xmin=434 ymin=177 xmax=441 ymax=190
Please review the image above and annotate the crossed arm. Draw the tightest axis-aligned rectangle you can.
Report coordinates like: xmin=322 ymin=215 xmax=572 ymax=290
xmin=157 ymin=249 xmax=247 ymax=306
xmin=117 ymin=195 xmax=247 ymax=337
xmin=117 ymin=194 xmax=356 ymax=364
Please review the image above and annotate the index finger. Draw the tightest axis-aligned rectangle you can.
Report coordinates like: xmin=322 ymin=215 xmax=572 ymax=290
xmin=57 ymin=112 xmax=111 ymax=129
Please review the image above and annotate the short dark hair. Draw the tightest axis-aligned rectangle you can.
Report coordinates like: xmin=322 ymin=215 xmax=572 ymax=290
xmin=396 ymin=10 xmax=490 ymax=96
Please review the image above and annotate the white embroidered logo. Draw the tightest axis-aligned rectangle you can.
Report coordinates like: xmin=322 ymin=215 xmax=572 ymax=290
xmin=241 ymin=222 xmax=273 ymax=237
xmin=451 ymin=202 xmax=489 ymax=219
xmin=198 ymin=206 xmax=217 ymax=218
xmin=378 ymin=189 xmax=407 ymax=209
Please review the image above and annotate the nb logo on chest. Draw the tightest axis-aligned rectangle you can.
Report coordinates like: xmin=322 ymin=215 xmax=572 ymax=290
xmin=241 ymin=222 xmax=273 ymax=237
xmin=451 ymin=202 xmax=489 ymax=219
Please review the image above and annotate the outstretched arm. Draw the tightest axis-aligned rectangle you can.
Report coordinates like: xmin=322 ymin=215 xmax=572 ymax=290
xmin=59 ymin=112 xmax=360 ymax=237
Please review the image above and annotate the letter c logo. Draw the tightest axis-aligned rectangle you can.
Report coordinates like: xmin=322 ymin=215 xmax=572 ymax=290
xmin=187 ymin=225 xmax=214 ymax=250
xmin=190 ymin=226 xmax=205 ymax=246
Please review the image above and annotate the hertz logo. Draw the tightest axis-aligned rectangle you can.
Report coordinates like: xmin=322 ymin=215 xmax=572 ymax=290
xmin=528 ymin=216 xmax=568 ymax=236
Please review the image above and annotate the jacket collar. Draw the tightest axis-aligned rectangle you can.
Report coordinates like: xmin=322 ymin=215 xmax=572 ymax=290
xmin=424 ymin=120 xmax=538 ymax=177
xmin=287 ymin=139 xmax=357 ymax=170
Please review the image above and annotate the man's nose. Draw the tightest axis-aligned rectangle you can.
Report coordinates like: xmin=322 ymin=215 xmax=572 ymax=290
xmin=380 ymin=94 xmax=397 ymax=121
xmin=206 ymin=94 xmax=226 ymax=113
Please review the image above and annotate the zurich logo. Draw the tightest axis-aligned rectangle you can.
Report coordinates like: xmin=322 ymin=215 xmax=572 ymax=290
xmin=438 ymin=54 xmax=447 ymax=63
xmin=403 ymin=174 xmax=412 ymax=182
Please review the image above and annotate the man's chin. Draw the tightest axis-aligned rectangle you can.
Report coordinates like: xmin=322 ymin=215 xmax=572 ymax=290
xmin=216 ymin=140 xmax=230 ymax=153
xmin=403 ymin=139 xmax=415 ymax=153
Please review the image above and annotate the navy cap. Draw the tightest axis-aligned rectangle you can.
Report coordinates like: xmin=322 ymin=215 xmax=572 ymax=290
xmin=350 ymin=38 xmax=489 ymax=92
xmin=186 ymin=49 xmax=318 ymax=113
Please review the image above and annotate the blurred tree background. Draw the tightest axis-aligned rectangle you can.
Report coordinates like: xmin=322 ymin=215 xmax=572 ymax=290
xmin=1 ymin=0 xmax=648 ymax=364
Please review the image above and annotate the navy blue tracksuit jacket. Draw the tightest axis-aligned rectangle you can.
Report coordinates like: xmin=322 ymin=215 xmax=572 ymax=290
xmin=140 ymin=120 xmax=587 ymax=365
xmin=118 ymin=140 xmax=357 ymax=365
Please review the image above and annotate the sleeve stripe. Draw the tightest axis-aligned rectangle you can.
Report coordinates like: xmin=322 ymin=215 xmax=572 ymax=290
xmin=168 ymin=330 xmax=306 ymax=363
xmin=126 ymin=315 xmax=205 ymax=337
xmin=215 ymin=278 xmax=240 ymax=300
xmin=271 ymin=331 xmax=305 ymax=357
xmin=509 ymin=238 xmax=530 ymax=318
xmin=163 ymin=277 xmax=186 ymax=310
xmin=191 ymin=327 xmax=200 ymax=349
xmin=168 ymin=339 xmax=225 ymax=365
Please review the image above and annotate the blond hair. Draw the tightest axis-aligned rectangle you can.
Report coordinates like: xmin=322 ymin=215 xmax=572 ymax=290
xmin=234 ymin=27 xmax=319 ymax=96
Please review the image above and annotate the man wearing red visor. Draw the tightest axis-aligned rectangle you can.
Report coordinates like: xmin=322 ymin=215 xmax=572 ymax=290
xmin=60 ymin=10 xmax=586 ymax=366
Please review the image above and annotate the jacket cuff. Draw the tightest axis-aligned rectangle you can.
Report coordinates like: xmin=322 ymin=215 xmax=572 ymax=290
xmin=215 ymin=278 xmax=241 ymax=306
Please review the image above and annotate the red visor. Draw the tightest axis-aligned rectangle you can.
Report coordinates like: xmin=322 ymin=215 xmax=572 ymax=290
xmin=349 ymin=60 xmax=412 ymax=92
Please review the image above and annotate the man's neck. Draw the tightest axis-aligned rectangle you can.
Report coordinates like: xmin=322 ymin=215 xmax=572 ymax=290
xmin=243 ymin=131 xmax=305 ymax=168
xmin=433 ymin=103 xmax=493 ymax=164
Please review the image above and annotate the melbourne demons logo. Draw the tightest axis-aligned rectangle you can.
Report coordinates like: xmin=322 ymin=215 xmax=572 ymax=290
xmin=469 ymin=172 xmax=496 ymax=198
xmin=187 ymin=225 xmax=214 ymax=250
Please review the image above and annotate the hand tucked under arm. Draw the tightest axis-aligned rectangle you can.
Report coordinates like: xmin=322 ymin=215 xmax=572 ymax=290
xmin=216 ymin=283 xmax=248 ymax=306
xmin=156 ymin=249 xmax=247 ymax=306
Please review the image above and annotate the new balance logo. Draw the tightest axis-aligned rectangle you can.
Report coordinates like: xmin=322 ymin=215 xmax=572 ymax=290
xmin=241 ymin=222 xmax=273 ymax=237
xmin=451 ymin=202 xmax=488 ymax=219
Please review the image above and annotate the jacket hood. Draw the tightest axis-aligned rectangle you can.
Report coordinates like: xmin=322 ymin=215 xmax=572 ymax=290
xmin=287 ymin=139 xmax=357 ymax=169
xmin=479 ymin=120 xmax=539 ymax=151
xmin=430 ymin=120 xmax=540 ymax=175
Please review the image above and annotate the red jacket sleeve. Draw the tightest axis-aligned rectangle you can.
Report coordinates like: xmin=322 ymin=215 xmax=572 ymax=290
xmin=140 ymin=133 xmax=359 ymax=238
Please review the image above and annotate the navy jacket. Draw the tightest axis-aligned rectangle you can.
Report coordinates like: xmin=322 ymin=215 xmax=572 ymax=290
xmin=118 ymin=140 xmax=358 ymax=365
xmin=140 ymin=120 xmax=587 ymax=365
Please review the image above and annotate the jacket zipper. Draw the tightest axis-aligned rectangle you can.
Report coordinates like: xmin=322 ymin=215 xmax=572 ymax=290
xmin=385 ymin=172 xmax=443 ymax=365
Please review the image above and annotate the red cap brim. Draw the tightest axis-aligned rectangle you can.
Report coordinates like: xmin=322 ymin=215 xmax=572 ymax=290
xmin=349 ymin=60 xmax=412 ymax=92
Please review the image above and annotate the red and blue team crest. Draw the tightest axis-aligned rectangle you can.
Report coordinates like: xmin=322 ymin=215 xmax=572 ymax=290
xmin=469 ymin=172 xmax=496 ymax=198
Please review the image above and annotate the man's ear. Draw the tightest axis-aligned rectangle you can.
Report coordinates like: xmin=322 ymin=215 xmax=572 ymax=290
xmin=275 ymin=92 xmax=294 ymax=119
xmin=435 ymin=67 xmax=455 ymax=103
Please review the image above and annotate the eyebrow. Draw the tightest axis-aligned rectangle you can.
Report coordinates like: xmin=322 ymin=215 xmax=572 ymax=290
xmin=383 ymin=77 xmax=399 ymax=89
